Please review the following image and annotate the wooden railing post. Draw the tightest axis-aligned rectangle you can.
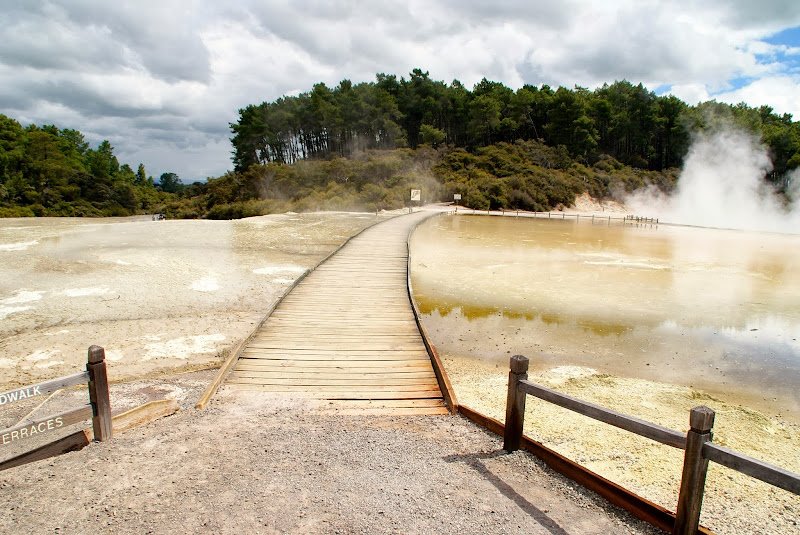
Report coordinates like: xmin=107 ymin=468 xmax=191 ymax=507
xmin=87 ymin=345 xmax=112 ymax=442
xmin=504 ymin=355 xmax=529 ymax=452
xmin=674 ymin=406 xmax=715 ymax=535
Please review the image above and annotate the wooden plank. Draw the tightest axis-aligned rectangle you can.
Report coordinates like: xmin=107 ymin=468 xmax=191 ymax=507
xmin=703 ymin=442 xmax=800 ymax=495
xmin=236 ymin=358 xmax=433 ymax=369
xmin=675 ymin=407 xmax=715 ymax=535
xmin=224 ymin=379 xmax=440 ymax=391
xmin=232 ymin=369 xmax=437 ymax=379
xmin=270 ymin=305 xmax=412 ymax=311
xmin=110 ymin=399 xmax=180 ymax=434
xmin=1 ymin=405 xmax=94 ymax=448
xmin=239 ymin=352 xmax=430 ymax=361
xmin=518 ymin=379 xmax=686 ymax=449
xmin=232 ymin=365 xmax=436 ymax=375
xmin=316 ymin=406 xmax=449 ymax=416
xmin=0 ymin=372 xmax=89 ymax=407
xmin=241 ymin=346 xmax=429 ymax=354
xmin=253 ymin=336 xmax=424 ymax=342
xmin=263 ymin=319 xmax=418 ymax=325
xmin=268 ymin=314 xmax=415 ymax=321
xmin=254 ymin=330 xmax=423 ymax=336
xmin=323 ymin=399 xmax=446 ymax=408
xmin=0 ymin=429 xmax=91 ymax=472
xmin=504 ymin=355 xmax=529 ymax=452
xmin=456 ymin=405 xmax=713 ymax=535
xmin=224 ymin=385 xmax=443 ymax=400
xmin=242 ymin=347 xmax=429 ymax=353
xmin=226 ymin=374 xmax=439 ymax=387
xmin=249 ymin=341 xmax=425 ymax=355
xmin=87 ymin=345 xmax=112 ymax=442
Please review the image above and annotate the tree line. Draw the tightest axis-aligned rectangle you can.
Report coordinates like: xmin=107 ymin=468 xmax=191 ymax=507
xmin=231 ymin=69 xmax=800 ymax=193
xmin=3 ymin=69 xmax=799 ymax=219
xmin=0 ymin=115 xmax=180 ymax=217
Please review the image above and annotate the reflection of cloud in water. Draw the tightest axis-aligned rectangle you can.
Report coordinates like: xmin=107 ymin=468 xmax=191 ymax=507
xmin=657 ymin=317 xmax=800 ymax=365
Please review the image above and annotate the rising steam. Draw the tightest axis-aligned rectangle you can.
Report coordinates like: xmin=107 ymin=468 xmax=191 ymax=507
xmin=626 ymin=128 xmax=800 ymax=233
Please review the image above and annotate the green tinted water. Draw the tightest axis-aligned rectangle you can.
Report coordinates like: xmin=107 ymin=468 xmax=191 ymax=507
xmin=410 ymin=215 xmax=800 ymax=419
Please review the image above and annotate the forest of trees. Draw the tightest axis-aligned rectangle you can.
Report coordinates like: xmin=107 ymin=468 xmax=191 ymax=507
xmin=0 ymin=115 xmax=176 ymax=217
xmin=3 ymin=70 xmax=799 ymax=219
xmin=230 ymin=70 xmax=800 ymax=192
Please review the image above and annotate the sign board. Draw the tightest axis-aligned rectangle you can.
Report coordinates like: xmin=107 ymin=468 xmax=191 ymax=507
xmin=1 ymin=405 xmax=93 ymax=447
xmin=410 ymin=189 xmax=421 ymax=201
xmin=453 ymin=194 xmax=462 ymax=201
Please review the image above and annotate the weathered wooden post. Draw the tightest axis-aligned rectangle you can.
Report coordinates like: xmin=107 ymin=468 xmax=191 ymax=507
xmin=674 ymin=406 xmax=715 ymax=535
xmin=504 ymin=355 xmax=529 ymax=452
xmin=87 ymin=345 xmax=112 ymax=442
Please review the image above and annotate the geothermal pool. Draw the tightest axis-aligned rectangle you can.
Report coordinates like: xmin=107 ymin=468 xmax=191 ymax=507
xmin=0 ymin=212 xmax=390 ymax=388
xmin=410 ymin=214 xmax=800 ymax=420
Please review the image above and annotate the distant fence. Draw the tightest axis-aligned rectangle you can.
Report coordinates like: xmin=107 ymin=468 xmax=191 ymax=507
xmin=1 ymin=346 xmax=112 ymax=468
xmin=504 ymin=355 xmax=800 ymax=535
xmin=454 ymin=207 xmax=658 ymax=227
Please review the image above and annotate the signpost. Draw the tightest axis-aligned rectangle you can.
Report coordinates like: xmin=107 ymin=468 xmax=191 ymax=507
xmin=0 ymin=346 xmax=112 ymax=449
xmin=410 ymin=189 xmax=421 ymax=212
xmin=453 ymin=193 xmax=461 ymax=213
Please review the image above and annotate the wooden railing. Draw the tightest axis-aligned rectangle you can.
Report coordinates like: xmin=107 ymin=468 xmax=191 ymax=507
xmin=1 ymin=346 xmax=112 ymax=467
xmin=504 ymin=355 xmax=800 ymax=535
xmin=453 ymin=207 xmax=658 ymax=226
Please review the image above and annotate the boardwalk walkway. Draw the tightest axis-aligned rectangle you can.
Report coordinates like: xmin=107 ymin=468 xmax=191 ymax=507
xmin=223 ymin=210 xmax=448 ymax=415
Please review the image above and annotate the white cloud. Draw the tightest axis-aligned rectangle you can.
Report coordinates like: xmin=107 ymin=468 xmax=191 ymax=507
xmin=666 ymin=84 xmax=712 ymax=107
xmin=1 ymin=0 xmax=799 ymax=181
xmin=712 ymin=75 xmax=800 ymax=118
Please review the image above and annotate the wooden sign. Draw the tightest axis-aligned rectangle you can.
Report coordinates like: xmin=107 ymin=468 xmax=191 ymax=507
xmin=1 ymin=406 xmax=93 ymax=447
xmin=0 ymin=372 xmax=89 ymax=407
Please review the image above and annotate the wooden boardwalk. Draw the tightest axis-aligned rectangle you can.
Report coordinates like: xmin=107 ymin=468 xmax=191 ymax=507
xmin=223 ymin=211 xmax=448 ymax=415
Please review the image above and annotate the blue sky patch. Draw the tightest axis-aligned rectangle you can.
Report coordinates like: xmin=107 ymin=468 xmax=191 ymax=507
xmin=764 ymin=26 xmax=800 ymax=48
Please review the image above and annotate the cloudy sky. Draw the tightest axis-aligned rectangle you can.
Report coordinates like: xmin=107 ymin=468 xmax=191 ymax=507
xmin=2 ymin=1 xmax=799 ymax=183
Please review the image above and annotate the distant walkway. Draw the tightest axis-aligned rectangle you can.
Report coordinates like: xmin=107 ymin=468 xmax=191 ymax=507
xmin=223 ymin=210 xmax=448 ymax=415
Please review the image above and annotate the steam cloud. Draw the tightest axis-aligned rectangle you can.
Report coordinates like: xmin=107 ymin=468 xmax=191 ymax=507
xmin=626 ymin=129 xmax=800 ymax=234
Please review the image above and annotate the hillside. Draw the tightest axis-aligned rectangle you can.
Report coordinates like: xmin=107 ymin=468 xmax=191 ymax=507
xmin=3 ymin=72 xmax=798 ymax=219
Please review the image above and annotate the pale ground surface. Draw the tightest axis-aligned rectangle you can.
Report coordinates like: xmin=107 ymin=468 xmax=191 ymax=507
xmin=1 ymin=202 xmax=797 ymax=534
xmin=0 ymin=371 xmax=662 ymax=535
xmin=0 ymin=211 xmax=398 ymax=389
xmin=441 ymin=354 xmax=799 ymax=535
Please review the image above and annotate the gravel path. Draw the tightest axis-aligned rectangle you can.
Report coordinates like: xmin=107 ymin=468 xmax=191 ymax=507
xmin=0 ymin=372 xmax=661 ymax=535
